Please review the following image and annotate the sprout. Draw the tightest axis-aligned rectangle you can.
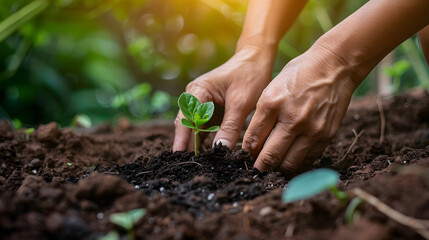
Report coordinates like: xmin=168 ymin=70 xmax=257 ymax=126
xmin=71 ymin=114 xmax=92 ymax=129
xmin=25 ymin=128 xmax=35 ymax=141
xmin=109 ymin=208 xmax=146 ymax=240
xmin=282 ymin=168 xmax=364 ymax=223
xmin=177 ymin=93 xmax=219 ymax=156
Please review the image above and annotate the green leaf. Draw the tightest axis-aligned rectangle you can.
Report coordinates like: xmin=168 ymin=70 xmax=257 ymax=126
xmin=282 ymin=168 xmax=339 ymax=203
xmin=0 ymin=0 xmax=49 ymax=42
xmin=25 ymin=128 xmax=35 ymax=134
xmin=194 ymin=111 xmax=209 ymax=128
xmin=178 ymin=93 xmax=201 ymax=122
xmin=98 ymin=231 xmax=119 ymax=240
xmin=196 ymin=102 xmax=214 ymax=120
xmin=345 ymin=197 xmax=364 ymax=224
xmin=109 ymin=208 xmax=146 ymax=231
xmin=200 ymin=126 xmax=219 ymax=132
xmin=181 ymin=118 xmax=194 ymax=129
xmin=72 ymin=114 xmax=92 ymax=128
xmin=12 ymin=118 xmax=22 ymax=130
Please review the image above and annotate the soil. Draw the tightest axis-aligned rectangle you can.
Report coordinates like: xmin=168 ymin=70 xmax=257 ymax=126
xmin=1 ymin=90 xmax=429 ymax=240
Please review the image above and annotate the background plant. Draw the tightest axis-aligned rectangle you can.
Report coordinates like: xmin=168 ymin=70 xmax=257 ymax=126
xmin=1 ymin=0 xmax=428 ymax=126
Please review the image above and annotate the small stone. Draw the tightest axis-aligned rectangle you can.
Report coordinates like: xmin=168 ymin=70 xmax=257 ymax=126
xmin=259 ymin=206 xmax=273 ymax=216
xmin=233 ymin=202 xmax=238 ymax=208
xmin=96 ymin=212 xmax=104 ymax=219
xmin=207 ymin=193 xmax=215 ymax=201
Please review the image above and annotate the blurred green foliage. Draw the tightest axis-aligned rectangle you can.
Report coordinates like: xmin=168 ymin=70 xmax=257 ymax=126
xmin=0 ymin=0 xmax=428 ymax=126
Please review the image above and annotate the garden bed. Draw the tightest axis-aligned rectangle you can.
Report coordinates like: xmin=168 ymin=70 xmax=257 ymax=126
xmin=1 ymin=90 xmax=429 ymax=240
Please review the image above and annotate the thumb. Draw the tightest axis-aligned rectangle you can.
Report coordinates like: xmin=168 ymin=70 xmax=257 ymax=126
xmin=212 ymin=103 xmax=249 ymax=149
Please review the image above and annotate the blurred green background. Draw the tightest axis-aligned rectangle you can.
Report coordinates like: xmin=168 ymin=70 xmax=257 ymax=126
xmin=1 ymin=0 xmax=428 ymax=127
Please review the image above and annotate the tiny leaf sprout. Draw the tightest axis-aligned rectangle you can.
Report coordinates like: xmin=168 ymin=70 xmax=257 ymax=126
xmin=71 ymin=114 xmax=92 ymax=129
xmin=67 ymin=162 xmax=72 ymax=166
xmin=382 ymin=59 xmax=410 ymax=93
xmin=109 ymin=208 xmax=146 ymax=240
xmin=282 ymin=168 xmax=364 ymax=223
xmin=98 ymin=231 xmax=119 ymax=240
xmin=178 ymin=93 xmax=219 ymax=156
xmin=12 ymin=118 xmax=22 ymax=130
xmin=282 ymin=168 xmax=345 ymax=203
xmin=25 ymin=128 xmax=35 ymax=141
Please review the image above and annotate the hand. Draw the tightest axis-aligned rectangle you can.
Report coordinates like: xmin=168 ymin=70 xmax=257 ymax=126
xmin=173 ymin=45 xmax=275 ymax=152
xmin=242 ymin=44 xmax=360 ymax=175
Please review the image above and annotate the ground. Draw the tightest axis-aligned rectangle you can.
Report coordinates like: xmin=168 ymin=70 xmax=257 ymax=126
xmin=1 ymin=90 xmax=429 ymax=240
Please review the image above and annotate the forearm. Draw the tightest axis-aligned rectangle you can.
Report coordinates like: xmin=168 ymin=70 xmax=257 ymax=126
xmin=419 ymin=25 xmax=429 ymax=65
xmin=314 ymin=0 xmax=429 ymax=85
xmin=236 ymin=0 xmax=308 ymax=58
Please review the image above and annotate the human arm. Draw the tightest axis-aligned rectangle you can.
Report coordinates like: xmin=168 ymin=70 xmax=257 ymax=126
xmin=419 ymin=25 xmax=429 ymax=65
xmin=242 ymin=0 xmax=429 ymax=174
xmin=173 ymin=0 xmax=308 ymax=152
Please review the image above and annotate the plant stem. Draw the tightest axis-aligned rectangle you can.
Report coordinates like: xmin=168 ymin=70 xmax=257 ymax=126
xmin=330 ymin=186 xmax=348 ymax=205
xmin=194 ymin=130 xmax=199 ymax=156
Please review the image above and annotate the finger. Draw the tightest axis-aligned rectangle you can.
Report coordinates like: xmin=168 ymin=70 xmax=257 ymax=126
xmin=278 ymin=136 xmax=314 ymax=175
xmin=253 ymin=122 xmax=297 ymax=172
xmin=173 ymin=111 xmax=193 ymax=151
xmin=212 ymin=101 xmax=251 ymax=149
xmin=242 ymin=107 xmax=277 ymax=157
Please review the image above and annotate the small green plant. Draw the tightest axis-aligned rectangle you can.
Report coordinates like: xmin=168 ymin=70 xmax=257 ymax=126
xmin=108 ymin=208 xmax=146 ymax=240
xmin=177 ymin=93 xmax=219 ymax=156
xmin=382 ymin=59 xmax=411 ymax=93
xmin=25 ymin=128 xmax=35 ymax=141
xmin=282 ymin=168 xmax=364 ymax=223
xmin=12 ymin=118 xmax=22 ymax=130
xmin=67 ymin=162 xmax=72 ymax=166
xmin=71 ymin=114 xmax=92 ymax=129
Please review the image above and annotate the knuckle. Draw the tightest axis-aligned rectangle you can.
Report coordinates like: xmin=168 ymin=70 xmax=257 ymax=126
xmin=174 ymin=117 xmax=182 ymax=127
xmin=280 ymin=160 xmax=299 ymax=174
xmin=220 ymin=118 xmax=242 ymax=134
xmin=243 ymin=134 xmax=260 ymax=152
xmin=259 ymin=151 xmax=281 ymax=169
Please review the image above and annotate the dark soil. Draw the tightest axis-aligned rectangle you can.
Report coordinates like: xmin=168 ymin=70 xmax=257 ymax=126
xmin=1 ymin=90 xmax=429 ymax=240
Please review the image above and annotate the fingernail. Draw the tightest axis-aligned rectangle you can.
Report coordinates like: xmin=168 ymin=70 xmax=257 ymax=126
xmin=215 ymin=139 xmax=232 ymax=149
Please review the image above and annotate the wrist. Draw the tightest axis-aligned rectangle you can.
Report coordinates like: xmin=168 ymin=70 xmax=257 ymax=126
xmin=311 ymin=36 xmax=372 ymax=89
xmin=235 ymin=40 xmax=278 ymax=66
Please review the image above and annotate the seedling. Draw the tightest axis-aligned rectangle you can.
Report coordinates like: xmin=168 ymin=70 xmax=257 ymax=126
xmin=25 ymin=128 xmax=35 ymax=141
xmin=109 ymin=208 xmax=146 ymax=240
xmin=177 ymin=93 xmax=219 ymax=156
xmin=282 ymin=168 xmax=364 ymax=223
xmin=382 ymin=59 xmax=410 ymax=93
xmin=12 ymin=118 xmax=22 ymax=130
xmin=71 ymin=114 xmax=92 ymax=129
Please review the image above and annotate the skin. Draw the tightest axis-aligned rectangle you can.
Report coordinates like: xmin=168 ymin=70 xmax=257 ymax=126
xmin=174 ymin=0 xmax=429 ymax=175
xmin=420 ymin=25 xmax=429 ymax=64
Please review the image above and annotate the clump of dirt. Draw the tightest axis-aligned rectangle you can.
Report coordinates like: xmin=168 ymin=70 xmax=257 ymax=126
xmin=1 ymin=90 xmax=429 ymax=240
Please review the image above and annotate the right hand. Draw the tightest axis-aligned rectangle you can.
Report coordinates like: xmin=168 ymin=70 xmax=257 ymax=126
xmin=173 ymin=45 xmax=275 ymax=152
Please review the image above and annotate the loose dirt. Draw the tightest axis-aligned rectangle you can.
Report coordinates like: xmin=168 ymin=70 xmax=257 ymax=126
xmin=1 ymin=90 xmax=429 ymax=240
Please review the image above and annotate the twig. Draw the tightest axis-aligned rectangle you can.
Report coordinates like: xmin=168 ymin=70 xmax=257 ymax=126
xmin=170 ymin=161 xmax=203 ymax=167
xmin=136 ymin=171 xmax=152 ymax=177
xmin=341 ymin=129 xmax=365 ymax=162
xmin=285 ymin=223 xmax=295 ymax=238
xmin=376 ymin=97 xmax=386 ymax=143
xmin=244 ymin=161 xmax=249 ymax=171
xmin=352 ymin=188 xmax=429 ymax=239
